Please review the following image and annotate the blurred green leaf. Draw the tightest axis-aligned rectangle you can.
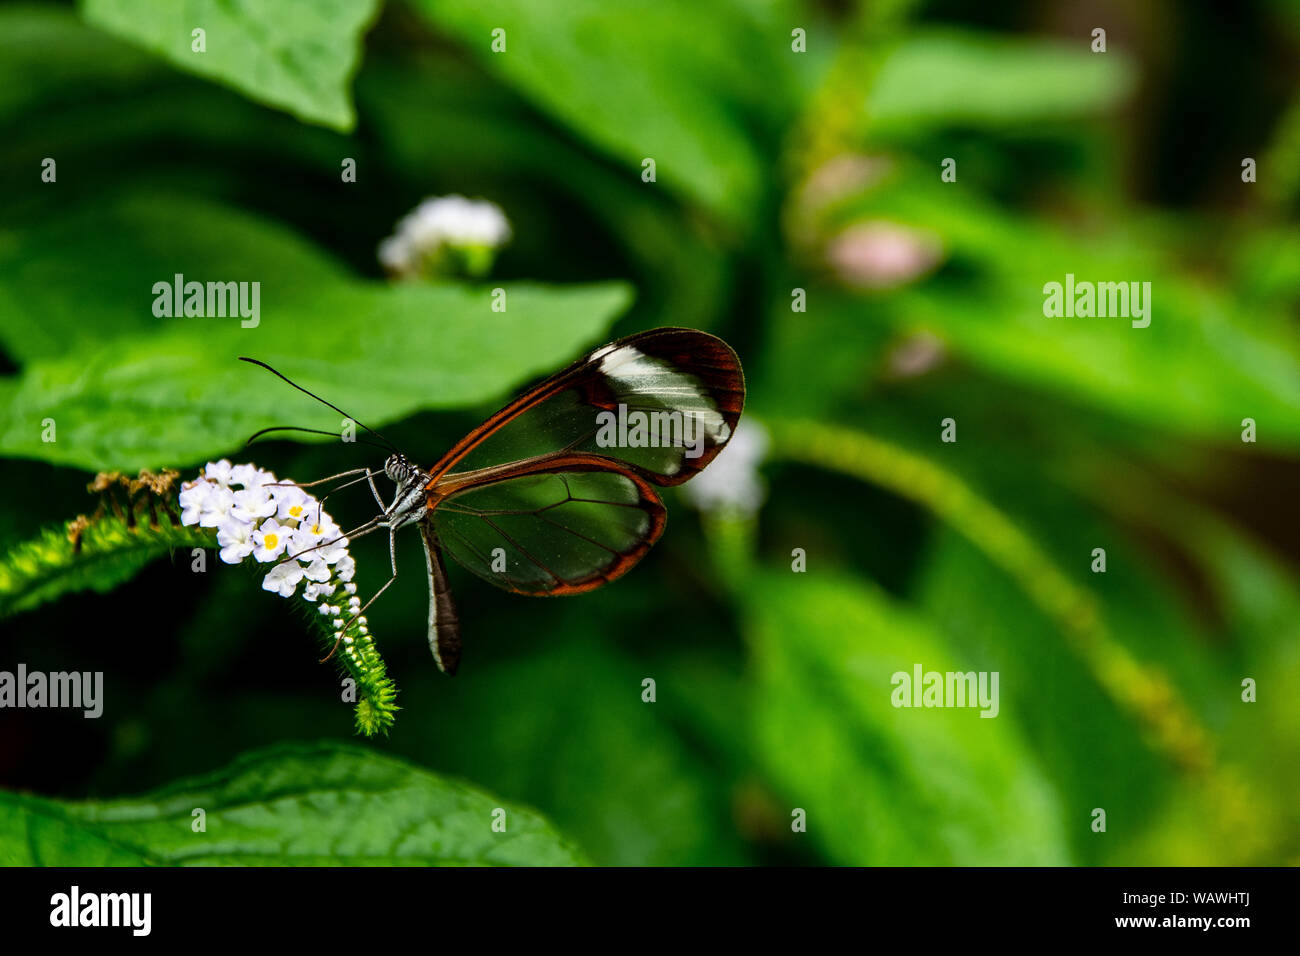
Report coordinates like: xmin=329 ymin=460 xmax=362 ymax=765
xmin=0 ymin=741 xmax=587 ymax=865
xmin=80 ymin=0 xmax=380 ymax=130
xmin=390 ymin=624 xmax=752 ymax=866
xmin=0 ymin=193 xmax=340 ymax=363
xmin=820 ymin=169 xmax=1300 ymax=445
xmin=914 ymin=530 xmax=1178 ymax=862
xmin=409 ymin=0 xmax=794 ymax=226
xmin=0 ymin=193 xmax=632 ymax=471
xmin=358 ymin=56 xmax=737 ymax=332
xmin=869 ymin=29 xmax=1137 ymax=131
xmin=0 ymin=5 xmax=159 ymax=125
xmin=747 ymin=571 xmax=1070 ymax=865
xmin=0 ymin=516 xmax=210 ymax=619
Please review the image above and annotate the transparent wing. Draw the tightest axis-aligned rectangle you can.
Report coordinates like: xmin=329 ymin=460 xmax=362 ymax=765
xmin=431 ymin=461 xmax=666 ymax=596
xmin=426 ymin=328 xmax=745 ymax=488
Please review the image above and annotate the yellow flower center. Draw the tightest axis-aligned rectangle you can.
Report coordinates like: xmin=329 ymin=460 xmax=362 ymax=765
xmin=264 ymin=533 xmax=279 ymax=549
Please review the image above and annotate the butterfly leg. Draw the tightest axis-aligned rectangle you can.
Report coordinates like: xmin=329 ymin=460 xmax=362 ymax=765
xmin=320 ymin=524 xmax=400 ymax=662
xmin=314 ymin=469 xmax=384 ymax=526
xmin=364 ymin=469 xmax=387 ymax=511
xmin=266 ymin=468 xmax=371 ymax=491
xmin=276 ymin=517 xmax=382 ymax=569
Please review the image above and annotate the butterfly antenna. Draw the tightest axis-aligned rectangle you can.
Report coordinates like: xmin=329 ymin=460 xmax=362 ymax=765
xmin=239 ymin=357 xmax=399 ymax=452
xmin=244 ymin=425 xmax=391 ymax=451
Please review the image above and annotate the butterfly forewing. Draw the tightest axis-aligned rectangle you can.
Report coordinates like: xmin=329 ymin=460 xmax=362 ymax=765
xmin=426 ymin=328 xmax=745 ymax=488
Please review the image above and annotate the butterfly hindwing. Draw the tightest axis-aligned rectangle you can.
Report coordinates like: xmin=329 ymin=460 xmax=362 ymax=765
xmin=419 ymin=522 xmax=462 ymax=674
xmin=431 ymin=456 xmax=666 ymax=596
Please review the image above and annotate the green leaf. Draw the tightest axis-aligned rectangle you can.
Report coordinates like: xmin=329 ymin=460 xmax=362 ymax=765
xmin=409 ymin=0 xmax=794 ymax=226
xmin=869 ymin=29 xmax=1137 ymax=131
xmin=821 ymin=170 xmax=1300 ymax=445
xmin=0 ymin=4 xmax=161 ymax=126
xmin=747 ymin=571 xmax=1070 ymax=865
xmin=358 ymin=56 xmax=736 ymax=332
xmin=0 ymin=517 xmax=210 ymax=619
xmin=0 ymin=193 xmax=342 ymax=364
xmin=79 ymin=0 xmax=381 ymax=130
xmin=394 ymin=623 xmax=752 ymax=865
xmin=0 ymin=742 xmax=588 ymax=865
xmin=0 ymin=193 xmax=633 ymax=471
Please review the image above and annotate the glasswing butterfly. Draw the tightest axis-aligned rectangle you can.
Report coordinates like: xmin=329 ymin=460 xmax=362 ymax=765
xmin=241 ymin=327 xmax=744 ymax=674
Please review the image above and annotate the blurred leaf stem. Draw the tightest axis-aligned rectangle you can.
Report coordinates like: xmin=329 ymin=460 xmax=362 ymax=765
xmin=761 ymin=418 xmax=1216 ymax=777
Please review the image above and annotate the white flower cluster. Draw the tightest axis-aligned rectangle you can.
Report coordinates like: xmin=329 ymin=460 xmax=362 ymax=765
xmin=378 ymin=195 xmax=512 ymax=277
xmin=179 ymin=461 xmax=367 ymax=635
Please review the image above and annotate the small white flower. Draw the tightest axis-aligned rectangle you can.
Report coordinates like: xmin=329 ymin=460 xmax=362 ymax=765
xmin=294 ymin=519 xmax=347 ymax=564
xmin=216 ymin=517 xmax=256 ymax=564
xmin=179 ymin=481 xmax=211 ymax=526
xmin=187 ymin=483 xmax=235 ymax=529
xmin=377 ymin=234 xmax=414 ymax=274
xmin=335 ymin=554 xmax=356 ymax=583
xmin=204 ymin=460 xmax=235 ymax=486
xmin=403 ymin=195 xmax=511 ymax=248
xmin=302 ymin=557 xmax=333 ymax=584
xmin=275 ymin=486 xmax=315 ymax=525
xmin=232 ymin=486 xmax=277 ymax=524
xmin=229 ymin=463 xmax=265 ymax=488
xmin=378 ymin=195 xmax=511 ymax=277
xmin=251 ymin=519 xmax=291 ymax=563
xmin=262 ymin=560 xmax=305 ymax=598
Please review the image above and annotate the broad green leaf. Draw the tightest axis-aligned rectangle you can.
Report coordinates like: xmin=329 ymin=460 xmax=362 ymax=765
xmin=0 ymin=741 xmax=587 ymax=865
xmin=0 ymin=193 xmax=632 ymax=471
xmin=80 ymin=0 xmax=381 ymax=130
xmin=869 ymin=29 xmax=1137 ymax=131
xmin=747 ymin=571 xmax=1070 ymax=865
xmin=409 ymin=0 xmax=795 ymax=226
xmin=0 ymin=194 xmax=342 ymax=363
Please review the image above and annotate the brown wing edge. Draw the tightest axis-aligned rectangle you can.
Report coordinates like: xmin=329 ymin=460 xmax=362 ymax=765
xmin=617 ymin=328 xmax=745 ymax=486
xmin=418 ymin=520 xmax=462 ymax=675
xmin=425 ymin=328 xmax=745 ymax=488
xmin=428 ymin=453 xmax=668 ymax=597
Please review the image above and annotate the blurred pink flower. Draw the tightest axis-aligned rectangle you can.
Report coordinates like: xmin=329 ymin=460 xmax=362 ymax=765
xmin=827 ymin=221 xmax=943 ymax=289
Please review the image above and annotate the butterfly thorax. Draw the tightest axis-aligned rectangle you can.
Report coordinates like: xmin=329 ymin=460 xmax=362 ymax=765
xmin=382 ymin=453 xmax=430 ymax=528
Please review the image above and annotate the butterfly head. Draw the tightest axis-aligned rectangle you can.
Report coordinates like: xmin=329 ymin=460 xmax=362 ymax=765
xmin=384 ymin=453 xmax=418 ymax=484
